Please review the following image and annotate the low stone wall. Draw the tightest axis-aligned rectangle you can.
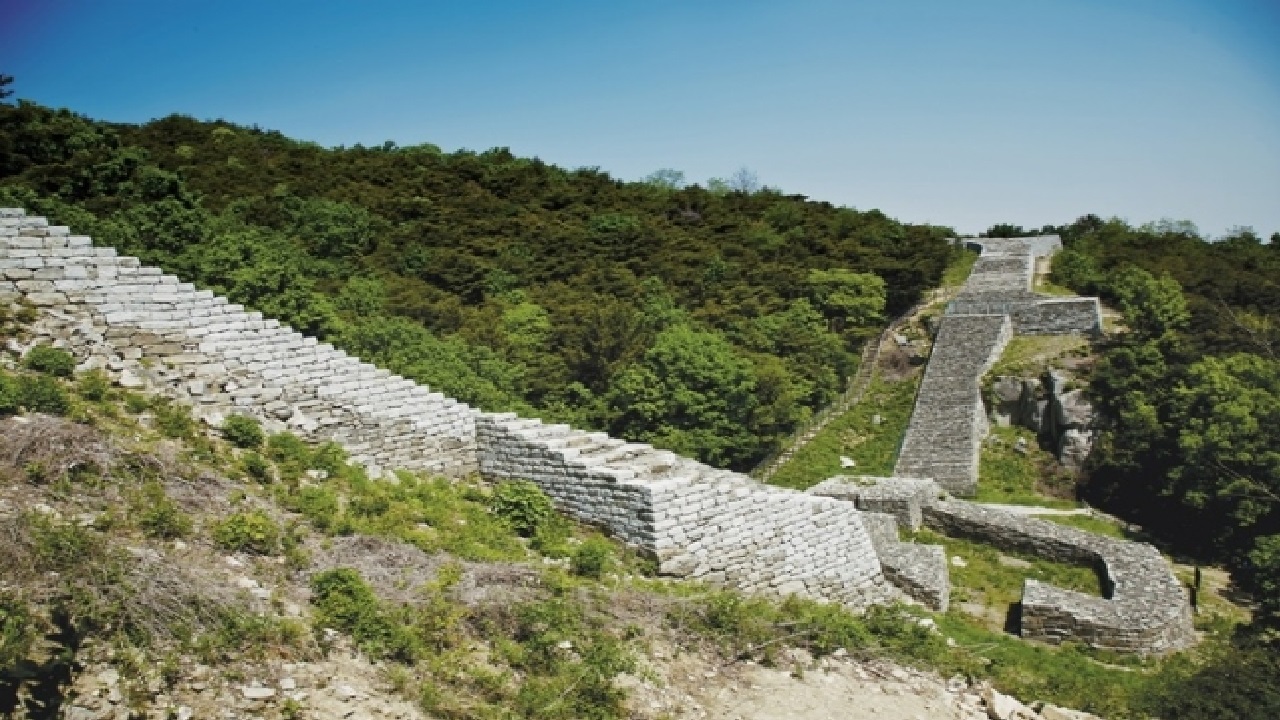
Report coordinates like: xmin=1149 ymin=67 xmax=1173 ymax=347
xmin=893 ymin=313 xmax=1012 ymax=495
xmin=0 ymin=209 xmax=478 ymax=477
xmin=1010 ymin=297 xmax=1101 ymax=335
xmin=478 ymin=414 xmax=895 ymax=608
xmin=809 ymin=476 xmax=1195 ymax=654
xmin=923 ymin=500 xmax=1195 ymax=654
xmin=809 ymin=478 xmax=950 ymax=611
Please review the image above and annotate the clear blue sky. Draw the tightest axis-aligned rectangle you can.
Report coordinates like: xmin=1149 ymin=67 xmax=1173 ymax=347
xmin=3 ymin=0 xmax=1278 ymax=237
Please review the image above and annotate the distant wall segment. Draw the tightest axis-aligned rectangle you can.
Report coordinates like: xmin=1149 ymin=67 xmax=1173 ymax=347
xmin=898 ymin=237 xmax=1102 ymax=496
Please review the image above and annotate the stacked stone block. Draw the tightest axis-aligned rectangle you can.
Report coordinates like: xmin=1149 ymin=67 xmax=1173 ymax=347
xmin=477 ymin=413 xmax=895 ymax=608
xmin=808 ymin=477 xmax=950 ymax=611
xmin=923 ymin=499 xmax=1195 ymax=654
xmin=0 ymin=209 xmax=478 ymax=477
xmin=814 ymin=476 xmax=1195 ymax=654
xmin=893 ymin=314 xmax=1012 ymax=495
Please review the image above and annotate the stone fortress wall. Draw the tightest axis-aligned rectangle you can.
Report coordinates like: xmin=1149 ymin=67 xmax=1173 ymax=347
xmin=0 ymin=210 xmax=477 ymax=478
xmin=894 ymin=237 xmax=1101 ymax=495
xmin=0 ymin=208 xmax=895 ymax=610
xmin=478 ymin=414 xmax=893 ymax=607
xmin=1 ymin=210 xmax=1192 ymax=654
xmin=810 ymin=477 xmax=1196 ymax=654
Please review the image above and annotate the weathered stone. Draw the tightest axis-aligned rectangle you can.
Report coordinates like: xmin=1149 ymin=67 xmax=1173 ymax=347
xmin=982 ymin=687 xmax=1038 ymax=720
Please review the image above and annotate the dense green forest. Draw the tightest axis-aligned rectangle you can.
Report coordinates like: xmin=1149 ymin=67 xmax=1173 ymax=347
xmin=0 ymin=97 xmax=957 ymax=470
xmin=1044 ymin=217 xmax=1280 ymax=707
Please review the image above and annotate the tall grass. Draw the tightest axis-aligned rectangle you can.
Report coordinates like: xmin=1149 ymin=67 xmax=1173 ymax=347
xmin=768 ymin=375 xmax=919 ymax=490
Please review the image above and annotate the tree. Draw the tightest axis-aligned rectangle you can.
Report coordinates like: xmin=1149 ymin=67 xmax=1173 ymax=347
xmin=1169 ymin=353 xmax=1280 ymax=536
xmin=1107 ymin=266 xmax=1189 ymax=341
xmin=804 ymin=268 xmax=886 ymax=333
xmin=642 ymin=168 xmax=685 ymax=190
xmin=607 ymin=325 xmax=758 ymax=468
xmin=727 ymin=166 xmax=760 ymax=194
xmin=0 ymin=74 xmax=13 ymax=101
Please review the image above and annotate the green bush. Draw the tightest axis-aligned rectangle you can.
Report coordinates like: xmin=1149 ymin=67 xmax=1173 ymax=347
xmin=0 ymin=591 xmax=39 ymax=672
xmin=17 ymin=374 xmax=70 ymax=415
xmin=152 ymin=399 xmax=197 ymax=439
xmin=241 ymin=451 xmax=273 ymax=483
xmin=75 ymin=369 xmax=112 ymax=401
xmin=288 ymin=486 xmax=342 ymax=532
xmin=310 ymin=568 xmax=416 ymax=660
xmin=571 ymin=537 xmax=613 ymax=579
xmin=490 ymin=480 xmax=554 ymax=537
xmin=213 ymin=510 xmax=281 ymax=555
xmin=0 ymin=372 xmax=18 ymax=414
xmin=26 ymin=513 xmax=95 ymax=571
xmin=22 ymin=345 xmax=75 ymax=377
xmin=136 ymin=483 xmax=193 ymax=539
xmin=267 ymin=432 xmax=313 ymax=480
xmin=222 ymin=414 xmax=265 ymax=449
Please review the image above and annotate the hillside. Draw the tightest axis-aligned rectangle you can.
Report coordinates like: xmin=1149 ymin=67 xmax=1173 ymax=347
xmin=2 ymin=90 xmax=1279 ymax=719
xmin=0 ymin=99 xmax=957 ymax=471
xmin=0 ymin=340 xmax=1267 ymax=720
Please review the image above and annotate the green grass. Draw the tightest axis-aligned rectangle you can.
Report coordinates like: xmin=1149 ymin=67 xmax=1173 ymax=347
xmin=942 ymin=248 xmax=980 ymax=288
xmin=768 ymin=375 xmax=919 ymax=490
xmin=1034 ymin=277 xmax=1080 ymax=297
xmin=986 ymin=335 xmax=1091 ymax=378
xmin=912 ymin=529 xmax=1103 ymax=623
xmin=976 ymin=426 xmax=1078 ymax=508
xmin=668 ymin=583 xmax=1162 ymax=719
xmin=1034 ymin=512 xmax=1129 ymax=539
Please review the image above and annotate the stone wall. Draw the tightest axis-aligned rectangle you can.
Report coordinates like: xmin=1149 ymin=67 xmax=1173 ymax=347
xmin=477 ymin=413 xmax=894 ymax=607
xmin=923 ymin=500 xmax=1195 ymax=654
xmin=901 ymin=237 xmax=1101 ymax=496
xmin=893 ymin=313 xmax=1012 ymax=495
xmin=808 ymin=477 xmax=950 ymax=611
xmin=0 ymin=209 xmax=478 ymax=477
xmin=1 ymin=207 xmax=904 ymax=611
xmin=1010 ymin=297 xmax=1101 ymax=335
xmin=811 ymin=477 xmax=1196 ymax=655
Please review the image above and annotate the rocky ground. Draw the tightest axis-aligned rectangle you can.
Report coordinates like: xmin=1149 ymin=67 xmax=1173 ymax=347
xmin=62 ymin=644 xmax=1097 ymax=720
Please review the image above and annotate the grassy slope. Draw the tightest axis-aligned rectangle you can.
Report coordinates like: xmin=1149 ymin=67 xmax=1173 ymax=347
xmin=767 ymin=374 xmax=920 ymax=490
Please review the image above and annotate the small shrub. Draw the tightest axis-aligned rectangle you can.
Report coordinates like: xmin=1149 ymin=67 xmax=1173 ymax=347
xmin=214 ymin=510 xmax=281 ymax=555
xmin=152 ymin=399 xmax=197 ymax=439
xmin=0 ymin=591 xmax=40 ymax=671
xmin=289 ymin=486 xmax=342 ymax=533
xmin=17 ymin=375 xmax=70 ymax=415
xmin=310 ymin=568 xmax=417 ymax=660
xmin=124 ymin=393 xmax=149 ymax=414
xmin=571 ymin=537 xmax=613 ymax=579
xmin=26 ymin=513 xmax=95 ymax=571
xmin=490 ymin=480 xmax=554 ymax=537
xmin=22 ymin=345 xmax=75 ymax=377
xmin=75 ymin=369 xmax=112 ymax=401
xmin=222 ymin=414 xmax=265 ymax=449
xmin=241 ymin=451 xmax=273 ymax=483
xmin=0 ymin=372 xmax=19 ymax=414
xmin=136 ymin=483 xmax=193 ymax=539
xmin=267 ymin=432 xmax=312 ymax=480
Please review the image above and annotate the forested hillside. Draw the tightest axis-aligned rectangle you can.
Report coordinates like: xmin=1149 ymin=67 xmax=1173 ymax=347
xmin=1048 ymin=216 xmax=1280 ymax=628
xmin=0 ymin=99 xmax=957 ymax=471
